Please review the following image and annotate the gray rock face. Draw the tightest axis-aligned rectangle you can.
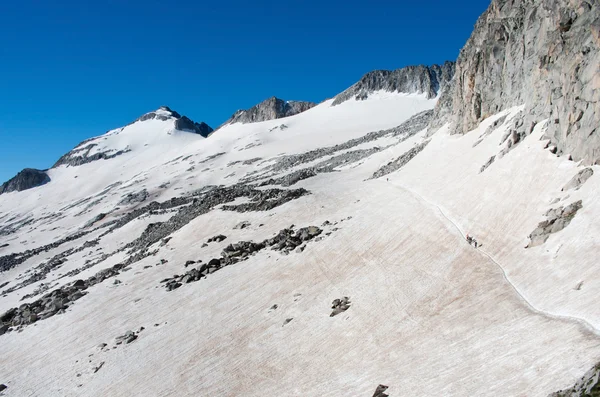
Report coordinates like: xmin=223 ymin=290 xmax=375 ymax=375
xmin=0 ymin=168 xmax=50 ymax=194
xmin=431 ymin=0 xmax=600 ymax=164
xmin=527 ymin=200 xmax=583 ymax=247
xmin=562 ymin=168 xmax=594 ymax=191
xmin=224 ymin=97 xmax=316 ymax=125
xmin=332 ymin=62 xmax=455 ymax=106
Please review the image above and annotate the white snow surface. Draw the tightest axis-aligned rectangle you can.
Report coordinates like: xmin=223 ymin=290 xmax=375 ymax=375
xmin=0 ymin=94 xmax=599 ymax=396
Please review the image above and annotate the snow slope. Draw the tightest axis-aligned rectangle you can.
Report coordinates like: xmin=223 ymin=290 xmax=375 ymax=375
xmin=1 ymin=92 xmax=599 ymax=396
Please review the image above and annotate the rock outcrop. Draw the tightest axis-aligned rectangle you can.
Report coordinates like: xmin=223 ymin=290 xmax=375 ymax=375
xmin=431 ymin=0 xmax=600 ymax=164
xmin=332 ymin=62 xmax=455 ymax=106
xmin=223 ymin=97 xmax=315 ymax=125
xmin=135 ymin=106 xmax=213 ymax=137
xmin=527 ymin=200 xmax=583 ymax=247
xmin=562 ymin=168 xmax=594 ymax=191
xmin=0 ymin=168 xmax=50 ymax=194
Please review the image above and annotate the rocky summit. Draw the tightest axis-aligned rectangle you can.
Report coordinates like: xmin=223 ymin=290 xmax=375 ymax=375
xmin=2 ymin=1 xmax=600 ymax=396
xmin=0 ymin=168 xmax=49 ymax=195
xmin=223 ymin=96 xmax=316 ymax=125
xmin=332 ymin=62 xmax=455 ymax=105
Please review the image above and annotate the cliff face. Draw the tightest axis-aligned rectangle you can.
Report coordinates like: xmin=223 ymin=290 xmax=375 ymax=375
xmin=224 ymin=97 xmax=316 ymax=125
xmin=431 ymin=0 xmax=600 ymax=164
xmin=0 ymin=168 xmax=50 ymax=194
xmin=332 ymin=62 xmax=455 ymax=106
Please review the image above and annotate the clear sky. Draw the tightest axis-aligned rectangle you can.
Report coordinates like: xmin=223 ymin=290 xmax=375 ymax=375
xmin=0 ymin=0 xmax=490 ymax=183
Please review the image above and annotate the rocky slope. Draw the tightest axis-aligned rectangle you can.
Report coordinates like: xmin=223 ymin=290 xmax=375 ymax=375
xmin=223 ymin=97 xmax=316 ymax=125
xmin=332 ymin=62 xmax=455 ymax=106
xmin=431 ymin=0 xmax=600 ymax=164
xmin=0 ymin=168 xmax=50 ymax=195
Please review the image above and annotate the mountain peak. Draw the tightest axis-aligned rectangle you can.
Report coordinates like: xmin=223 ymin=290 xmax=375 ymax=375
xmin=332 ymin=62 xmax=455 ymax=106
xmin=134 ymin=106 xmax=213 ymax=137
xmin=223 ymin=97 xmax=316 ymax=126
xmin=0 ymin=168 xmax=50 ymax=195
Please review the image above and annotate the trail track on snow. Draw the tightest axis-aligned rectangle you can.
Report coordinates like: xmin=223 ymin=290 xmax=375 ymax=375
xmin=384 ymin=179 xmax=600 ymax=338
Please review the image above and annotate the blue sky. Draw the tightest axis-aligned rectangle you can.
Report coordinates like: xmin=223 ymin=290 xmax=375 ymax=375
xmin=0 ymin=0 xmax=490 ymax=183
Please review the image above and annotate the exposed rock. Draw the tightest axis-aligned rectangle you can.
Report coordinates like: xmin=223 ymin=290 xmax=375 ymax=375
xmin=330 ymin=296 xmax=351 ymax=317
xmin=119 ymin=189 xmax=149 ymax=206
xmin=174 ymin=117 xmax=213 ymax=137
xmin=549 ymin=362 xmax=600 ymax=396
xmin=115 ymin=330 xmax=138 ymax=345
xmin=234 ymin=221 xmax=251 ymax=230
xmin=206 ymin=234 xmax=227 ymax=243
xmin=0 ymin=384 xmax=6 ymax=392
xmin=371 ymin=140 xmax=430 ymax=179
xmin=372 ymin=384 xmax=389 ymax=397
xmin=430 ymin=0 xmax=600 ymax=164
xmin=333 ymin=62 xmax=455 ymax=106
xmin=85 ymin=213 xmax=107 ymax=228
xmin=0 ymin=168 xmax=50 ymax=194
xmin=527 ymin=200 xmax=583 ymax=247
xmin=480 ymin=155 xmax=496 ymax=173
xmin=245 ymin=110 xmax=434 ymax=188
xmin=162 ymin=225 xmax=327 ymax=291
xmin=258 ymin=168 xmax=318 ymax=187
xmin=562 ymin=168 xmax=594 ymax=191
xmin=223 ymin=97 xmax=315 ymax=125
xmin=52 ymin=144 xmax=131 ymax=168
xmin=135 ymin=107 xmax=213 ymax=136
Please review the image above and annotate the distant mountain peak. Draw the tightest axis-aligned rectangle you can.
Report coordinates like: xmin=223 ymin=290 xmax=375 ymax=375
xmin=332 ymin=62 xmax=455 ymax=106
xmin=223 ymin=97 xmax=316 ymax=126
xmin=134 ymin=106 xmax=213 ymax=137
xmin=0 ymin=168 xmax=50 ymax=195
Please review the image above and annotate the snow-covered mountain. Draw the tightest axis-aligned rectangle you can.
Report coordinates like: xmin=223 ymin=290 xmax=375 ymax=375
xmin=1 ymin=1 xmax=600 ymax=396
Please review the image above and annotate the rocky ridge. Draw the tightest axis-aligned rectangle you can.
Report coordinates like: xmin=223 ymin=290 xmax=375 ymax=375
xmin=332 ymin=62 xmax=455 ymax=106
xmin=0 ymin=168 xmax=50 ymax=195
xmin=223 ymin=97 xmax=316 ymax=125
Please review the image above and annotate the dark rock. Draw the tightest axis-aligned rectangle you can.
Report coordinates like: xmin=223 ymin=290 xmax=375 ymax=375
xmin=0 ymin=168 xmax=50 ymax=194
xmin=372 ymin=384 xmax=389 ymax=397
xmin=207 ymin=235 xmax=227 ymax=243
xmin=0 ymin=384 xmax=6 ymax=392
xmin=480 ymin=155 xmax=496 ymax=173
xmin=330 ymin=296 xmax=351 ymax=317
xmin=234 ymin=221 xmax=251 ymax=230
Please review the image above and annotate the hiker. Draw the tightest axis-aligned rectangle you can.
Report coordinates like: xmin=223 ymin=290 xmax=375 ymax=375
xmin=466 ymin=234 xmax=472 ymax=245
xmin=473 ymin=239 xmax=478 ymax=248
